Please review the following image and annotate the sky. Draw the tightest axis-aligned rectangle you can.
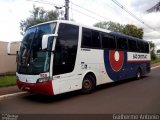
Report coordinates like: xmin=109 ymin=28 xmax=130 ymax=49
xmin=0 ymin=0 xmax=160 ymax=49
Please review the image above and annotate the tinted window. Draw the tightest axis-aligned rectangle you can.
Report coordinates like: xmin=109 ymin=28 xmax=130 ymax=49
xmin=53 ymin=23 xmax=79 ymax=75
xmin=117 ymin=36 xmax=128 ymax=50
xmin=82 ymin=28 xmax=92 ymax=47
xmin=101 ymin=33 xmax=116 ymax=49
xmin=82 ymin=28 xmax=101 ymax=48
xmin=18 ymin=23 xmax=56 ymax=75
xmin=33 ymin=23 xmax=56 ymax=50
xmin=128 ymin=39 xmax=137 ymax=52
xmin=144 ymin=42 xmax=149 ymax=53
xmin=92 ymin=30 xmax=101 ymax=48
xmin=137 ymin=41 xmax=145 ymax=53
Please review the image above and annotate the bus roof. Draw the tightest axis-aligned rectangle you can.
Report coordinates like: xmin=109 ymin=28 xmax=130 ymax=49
xmin=28 ymin=20 xmax=148 ymax=43
xmin=110 ymin=32 xmax=147 ymax=42
xmin=28 ymin=20 xmax=111 ymax=33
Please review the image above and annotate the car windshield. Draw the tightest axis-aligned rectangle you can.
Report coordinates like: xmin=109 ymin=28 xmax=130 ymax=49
xmin=17 ymin=22 xmax=56 ymax=75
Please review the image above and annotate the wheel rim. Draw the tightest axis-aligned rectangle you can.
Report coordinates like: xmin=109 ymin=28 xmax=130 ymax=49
xmin=83 ymin=79 xmax=92 ymax=89
xmin=137 ymin=71 xmax=140 ymax=79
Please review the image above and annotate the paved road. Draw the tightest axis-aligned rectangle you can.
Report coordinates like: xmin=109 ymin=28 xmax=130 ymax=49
xmin=0 ymin=67 xmax=160 ymax=114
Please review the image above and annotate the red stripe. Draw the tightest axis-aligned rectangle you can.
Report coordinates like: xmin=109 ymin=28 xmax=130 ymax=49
xmin=17 ymin=80 xmax=54 ymax=95
xmin=109 ymin=50 xmax=124 ymax=72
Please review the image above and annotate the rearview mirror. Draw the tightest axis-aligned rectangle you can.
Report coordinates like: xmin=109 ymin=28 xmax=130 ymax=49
xmin=42 ymin=34 xmax=57 ymax=51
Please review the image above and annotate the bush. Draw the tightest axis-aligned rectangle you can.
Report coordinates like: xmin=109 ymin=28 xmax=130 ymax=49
xmin=151 ymin=52 xmax=157 ymax=60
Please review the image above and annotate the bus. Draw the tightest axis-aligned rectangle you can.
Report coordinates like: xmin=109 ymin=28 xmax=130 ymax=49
xmin=16 ymin=20 xmax=151 ymax=95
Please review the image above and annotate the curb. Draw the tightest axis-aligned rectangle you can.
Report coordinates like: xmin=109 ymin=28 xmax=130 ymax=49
xmin=151 ymin=65 xmax=160 ymax=70
xmin=0 ymin=92 xmax=27 ymax=101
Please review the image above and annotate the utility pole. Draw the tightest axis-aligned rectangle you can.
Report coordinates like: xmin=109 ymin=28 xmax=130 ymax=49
xmin=65 ymin=0 xmax=69 ymax=20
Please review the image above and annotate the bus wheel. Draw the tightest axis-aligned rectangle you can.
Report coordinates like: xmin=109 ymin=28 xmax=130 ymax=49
xmin=81 ymin=74 xmax=96 ymax=94
xmin=136 ymin=69 xmax=141 ymax=80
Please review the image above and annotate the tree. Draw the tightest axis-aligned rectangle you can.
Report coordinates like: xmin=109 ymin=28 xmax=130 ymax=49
xmin=123 ymin=24 xmax=143 ymax=39
xmin=149 ymin=41 xmax=157 ymax=60
xmin=147 ymin=1 xmax=160 ymax=13
xmin=20 ymin=5 xmax=61 ymax=34
xmin=94 ymin=21 xmax=144 ymax=39
xmin=94 ymin=21 xmax=124 ymax=33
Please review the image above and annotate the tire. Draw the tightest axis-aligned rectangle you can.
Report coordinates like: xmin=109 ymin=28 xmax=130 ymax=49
xmin=81 ymin=74 xmax=96 ymax=94
xmin=136 ymin=69 xmax=141 ymax=80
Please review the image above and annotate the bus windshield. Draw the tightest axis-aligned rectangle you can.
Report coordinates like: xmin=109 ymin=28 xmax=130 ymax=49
xmin=17 ymin=22 xmax=56 ymax=75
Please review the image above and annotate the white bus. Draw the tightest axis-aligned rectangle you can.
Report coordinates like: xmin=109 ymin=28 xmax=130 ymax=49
xmin=16 ymin=20 xmax=151 ymax=95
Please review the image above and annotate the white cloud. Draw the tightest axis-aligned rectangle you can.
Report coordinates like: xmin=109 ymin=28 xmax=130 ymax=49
xmin=142 ymin=12 xmax=160 ymax=30
xmin=0 ymin=0 xmax=32 ymax=42
xmin=144 ymin=31 xmax=160 ymax=39
xmin=0 ymin=0 xmax=61 ymax=42
xmin=0 ymin=0 xmax=160 ymax=49
xmin=130 ymin=0 xmax=160 ymax=12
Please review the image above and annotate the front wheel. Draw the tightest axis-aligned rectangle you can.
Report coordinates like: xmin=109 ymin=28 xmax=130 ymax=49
xmin=81 ymin=74 xmax=96 ymax=94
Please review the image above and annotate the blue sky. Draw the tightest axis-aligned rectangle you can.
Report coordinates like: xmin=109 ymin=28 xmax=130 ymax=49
xmin=0 ymin=0 xmax=160 ymax=49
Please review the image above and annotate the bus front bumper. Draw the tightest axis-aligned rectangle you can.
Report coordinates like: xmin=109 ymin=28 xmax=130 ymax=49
xmin=16 ymin=80 xmax=54 ymax=95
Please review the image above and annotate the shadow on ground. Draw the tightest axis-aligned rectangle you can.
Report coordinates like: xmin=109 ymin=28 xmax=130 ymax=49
xmin=22 ymin=76 xmax=148 ymax=103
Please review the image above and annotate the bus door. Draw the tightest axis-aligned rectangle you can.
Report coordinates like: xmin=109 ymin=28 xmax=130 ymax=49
xmin=52 ymin=23 xmax=80 ymax=93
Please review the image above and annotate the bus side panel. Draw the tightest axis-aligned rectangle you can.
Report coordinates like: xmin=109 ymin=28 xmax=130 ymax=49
xmin=127 ymin=52 xmax=151 ymax=77
xmin=103 ymin=50 xmax=151 ymax=81
xmin=80 ymin=49 xmax=113 ymax=86
xmin=103 ymin=49 xmax=128 ymax=81
xmin=124 ymin=61 xmax=150 ymax=79
xmin=52 ymin=74 xmax=82 ymax=95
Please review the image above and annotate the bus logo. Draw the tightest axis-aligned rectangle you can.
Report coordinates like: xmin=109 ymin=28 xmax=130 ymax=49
xmin=109 ymin=50 xmax=124 ymax=72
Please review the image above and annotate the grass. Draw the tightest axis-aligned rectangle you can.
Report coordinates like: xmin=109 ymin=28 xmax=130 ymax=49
xmin=0 ymin=75 xmax=16 ymax=87
xmin=151 ymin=58 xmax=160 ymax=64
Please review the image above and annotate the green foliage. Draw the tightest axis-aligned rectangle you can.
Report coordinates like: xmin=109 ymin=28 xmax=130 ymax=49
xmin=151 ymin=58 xmax=160 ymax=64
xmin=94 ymin=21 xmax=124 ymax=33
xmin=20 ymin=5 xmax=59 ymax=33
xmin=94 ymin=21 xmax=143 ymax=39
xmin=151 ymin=53 xmax=157 ymax=60
xmin=149 ymin=41 xmax=157 ymax=60
xmin=149 ymin=41 xmax=155 ymax=48
xmin=0 ymin=76 xmax=16 ymax=87
xmin=94 ymin=21 xmax=108 ymax=29
xmin=122 ymin=24 xmax=143 ymax=39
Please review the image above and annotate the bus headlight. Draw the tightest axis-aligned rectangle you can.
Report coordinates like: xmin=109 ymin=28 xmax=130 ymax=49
xmin=37 ymin=77 xmax=50 ymax=83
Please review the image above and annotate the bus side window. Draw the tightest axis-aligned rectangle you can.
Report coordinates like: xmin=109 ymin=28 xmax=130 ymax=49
xmin=117 ymin=36 xmax=128 ymax=50
xmin=144 ymin=42 xmax=149 ymax=53
xmin=101 ymin=33 xmax=116 ymax=49
xmin=137 ymin=41 xmax=145 ymax=53
xmin=91 ymin=30 xmax=101 ymax=48
xmin=81 ymin=28 xmax=101 ymax=49
xmin=82 ymin=28 xmax=92 ymax=48
xmin=128 ymin=39 xmax=137 ymax=52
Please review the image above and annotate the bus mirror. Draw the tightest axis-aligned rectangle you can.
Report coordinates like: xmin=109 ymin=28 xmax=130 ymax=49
xmin=42 ymin=34 xmax=57 ymax=50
